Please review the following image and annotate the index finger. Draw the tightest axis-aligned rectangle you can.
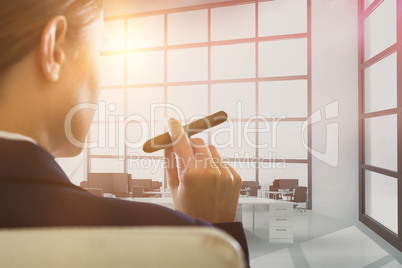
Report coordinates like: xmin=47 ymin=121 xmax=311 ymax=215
xmin=168 ymin=118 xmax=195 ymax=173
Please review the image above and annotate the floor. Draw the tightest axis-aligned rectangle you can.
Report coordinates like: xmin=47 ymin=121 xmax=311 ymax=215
xmin=240 ymin=206 xmax=402 ymax=268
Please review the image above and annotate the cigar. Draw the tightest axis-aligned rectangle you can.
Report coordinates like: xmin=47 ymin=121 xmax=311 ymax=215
xmin=143 ymin=111 xmax=228 ymax=153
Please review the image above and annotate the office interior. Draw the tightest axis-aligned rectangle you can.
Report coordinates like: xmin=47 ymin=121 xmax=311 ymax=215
xmin=55 ymin=0 xmax=402 ymax=267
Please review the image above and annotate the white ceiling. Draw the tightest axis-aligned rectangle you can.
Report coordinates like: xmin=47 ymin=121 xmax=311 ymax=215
xmin=104 ymin=0 xmax=235 ymax=17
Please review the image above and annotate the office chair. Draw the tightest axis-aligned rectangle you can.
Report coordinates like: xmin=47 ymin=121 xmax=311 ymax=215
xmin=80 ymin=181 xmax=88 ymax=188
xmin=249 ymin=186 xmax=259 ymax=197
xmin=268 ymin=185 xmax=279 ymax=199
xmin=241 ymin=181 xmax=261 ymax=197
xmin=131 ymin=186 xmax=145 ymax=197
xmin=83 ymin=188 xmax=104 ymax=197
xmin=287 ymin=186 xmax=307 ymax=212
xmin=0 ymin=227 xmax=245 ymax=268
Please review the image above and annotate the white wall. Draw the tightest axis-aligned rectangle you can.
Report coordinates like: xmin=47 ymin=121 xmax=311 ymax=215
xmin=311 ymin=0 xmax=359 ymax=220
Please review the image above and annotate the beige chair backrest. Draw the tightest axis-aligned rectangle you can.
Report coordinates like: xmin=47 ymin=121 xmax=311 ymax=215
xmin=0 ymin=227 xmax=245 ymax=268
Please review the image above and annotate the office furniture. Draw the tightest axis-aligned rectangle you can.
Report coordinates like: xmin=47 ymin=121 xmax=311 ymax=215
xmin=80 ymin=181 xmax=88 ymax=188
xmin=240 ymin=188 xmax=250 ymax=196
xmin=87 ymin=173 xmax=130 ymax=197
xmin=83 ymin=188 xmax=103 ymax=197
xmin=152 ymin=181 xmax=162 ymax=190
xmin=128 ymin=197 xmax=294 ymax=243
xmin=131 ymin=187 xmax=164 ymax=198
xmin=130 ymin=180 xmax=164 ymax=197
xmin=268 ymin=179 xmax=299 ymax=199
xmin=236 ymin=198 xmax=293 ymax=243
xmin=282 ymin=191 xmax=294 ymax=200
xmin=262 ymin=190 xmax=294 ymax=200
xmin=268 ymin=185 xmax=278 ymax=199
xmin=131 ymin=190 xmax=171 ymax=199
xmin=127 ymin=174 xmax=132 ymax=193
xmin=131 ymin=179 xmax=153 ymax=192
xmin=249 ymin=187 xmax=259 ymax=197
xmin=264 ymin=190 xmax=282 ymax=199
xmin=0 ymin=227 xmax=245 ymax=268
xmin=269 ymin=203 xmax=294 ymax=243
xmin=241 ymin=181 xmax=261 ymax=197
xmin=131 ymin=186 xmax=146 ymax=197
xmin=273 ymin=179 xmax=299 ymax=190
xmin=144 ymin=189 xmax=172 ymax=198
xmin=285 ymin=186 xmax=308 ymax=212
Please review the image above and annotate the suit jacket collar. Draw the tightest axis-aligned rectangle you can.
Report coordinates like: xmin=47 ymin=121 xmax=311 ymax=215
xmin=0 ymin=138 xmax=73 ymax=186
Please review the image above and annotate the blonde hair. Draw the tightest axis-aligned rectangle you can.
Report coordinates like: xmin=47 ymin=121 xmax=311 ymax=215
xmin=0 ymin=0 xmax=103 ymax=74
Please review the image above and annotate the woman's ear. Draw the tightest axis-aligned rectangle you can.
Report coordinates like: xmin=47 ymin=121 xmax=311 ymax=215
xmin=40 ymin=16 xmax=67 ymax=82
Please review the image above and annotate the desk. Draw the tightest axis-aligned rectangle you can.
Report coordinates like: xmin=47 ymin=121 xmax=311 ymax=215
xmin=260 ymin=190 xmax=294 ymax=199
xmin=240 ymin=188 xmax=250 ymax=196
xmin=126 ymin=197 xmax=287 ymax=206
xmin=124 ymin=197 xmax=293 ymax=243
xmin=237 ymin=198 xmax=293 ymax=243
xmin=236 ymin=198 xmax=288 ymax=229
xmin=143 ymin=191 xmax=172 ymax=198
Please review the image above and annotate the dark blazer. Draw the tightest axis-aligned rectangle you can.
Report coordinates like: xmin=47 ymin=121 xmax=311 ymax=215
xmin=0 ymin=138 xmax=249 ymax=265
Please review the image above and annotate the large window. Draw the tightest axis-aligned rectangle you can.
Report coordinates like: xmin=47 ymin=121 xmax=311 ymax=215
xmin=359 ymin=0 xmax=401 ymax=251
xmin=58 ymin=0 xmax=312 ymax=208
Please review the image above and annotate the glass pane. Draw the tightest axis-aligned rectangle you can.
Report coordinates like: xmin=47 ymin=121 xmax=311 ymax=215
xmin=167 ymin=85 xmax=208 ymax=121
xmin=90 ymin=158 xmax=125 ymax=173
xmin=365 ymin=170 xmax=398 ymax=234
xmin=211 ymin=3 xmax=255 ymax=41
xmin=259 ymin=163 xmax=308 ymax=189
xmin=168 ymin=10 xmax=208 ymax=45
xmin=102 ymin=20 xmax=125 ymax=52
xmin=259 ymin=38 xmax=307 ymax=77
xmin=90 ymin=123 xmax=124 ymax=156
xmin=127 ymin=87 xmax=165 ymax=121
xmin=211 ymin=83 xmax=256 ymax=119
xmin=228 ymin=161 xmax=256 ymax=181
xmin=168 ymin=47 xmax=208 ymax=82
xmin=126 ymin=122 xmax=165 ymax=157
xmin=56 ymin=150 xmax=86 ymax=185
xmin=259 ymin=0 xmax=307 ymax=37
xmin=211 ymin=43 xmax=255 ymax=80
xmin=127 ymin=51 xmax=164 ymax=85
xmin=365 ymin=114 xmax=397 ymax=171
xmin=364 ymin=0 xmax=397 ymax=60
xmin=259 ymin=80 xmax=308 ymax=118
xmin=128 ymin=158 xmax=165 ymax=183
xmin=364 ymin=53 xmax=397 ymax=113
xmin=210 ymin=121 xmax=257 ymax=159
xmin=100 ymin=55 xmax=125 ymax=86
xmin=127 ymin=15 xmax=164 ymax=49
xmin=259 ymin=121 xmax=308 ymax=160
xmin=365 ymin=0 xmax=376 ymax=8
xmin=94 ymin=89 xmax=125 ymax=123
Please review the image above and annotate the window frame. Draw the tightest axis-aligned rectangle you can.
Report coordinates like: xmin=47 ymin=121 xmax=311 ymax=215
xmin=358 ymin=0 xmax=402 ymax=251
xmin=92 ymin=0 xmax=312 ymax=209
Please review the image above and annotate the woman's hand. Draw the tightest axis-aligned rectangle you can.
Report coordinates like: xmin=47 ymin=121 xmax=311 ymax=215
xmin=164 ymin=118 xmax=242 ymax=224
